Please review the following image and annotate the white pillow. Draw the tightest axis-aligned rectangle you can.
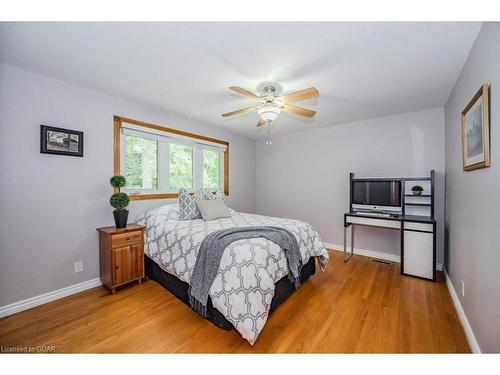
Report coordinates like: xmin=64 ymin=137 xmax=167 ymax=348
xmin=195 ymin=199 xmax=231 ymax=221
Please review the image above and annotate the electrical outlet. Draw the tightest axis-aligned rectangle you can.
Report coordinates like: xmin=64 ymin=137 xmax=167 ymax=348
xmin=74 ymin=260 xmax=84 ymax=273
xmin=460 ymin=280 xmax=465 ymax=297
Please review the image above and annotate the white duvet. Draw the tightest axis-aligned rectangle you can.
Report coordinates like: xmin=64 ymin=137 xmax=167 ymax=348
xmin=137 ymin=204 xmax=329 ymax=344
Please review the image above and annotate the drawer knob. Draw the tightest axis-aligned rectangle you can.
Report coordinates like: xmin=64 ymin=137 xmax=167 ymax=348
xmin=115 ymin=266 xmax=119 ymax=270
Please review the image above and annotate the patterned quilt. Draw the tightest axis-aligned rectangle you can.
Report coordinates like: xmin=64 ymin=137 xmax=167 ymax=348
xmin=137 ymin=204 xmax=329 ymax=344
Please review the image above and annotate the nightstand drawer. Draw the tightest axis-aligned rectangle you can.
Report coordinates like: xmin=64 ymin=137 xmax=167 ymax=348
xmin=111 ymin=230 xmax=143 ymax=248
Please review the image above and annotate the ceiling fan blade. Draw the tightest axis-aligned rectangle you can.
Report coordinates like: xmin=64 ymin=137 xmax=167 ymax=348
xmin=229 ymin=86 xmax=261 ymax=100
xmin=256 ymin=119 xmax=266 ymax=127
xmin=282 ymin=104 xmax=316 ymax=118
xmin=222 ymin=106 xmax=257 ymax=117
xmin=282 ymin=87 xmax=319 ymax=103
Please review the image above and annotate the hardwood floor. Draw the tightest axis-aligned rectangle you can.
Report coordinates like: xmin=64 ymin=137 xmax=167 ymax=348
xmin=0 ymin=251 xmax=469 ymax=353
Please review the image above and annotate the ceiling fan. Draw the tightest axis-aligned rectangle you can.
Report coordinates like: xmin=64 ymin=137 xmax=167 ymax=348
xmin=222 ymin=85 xmax=319 ymax=127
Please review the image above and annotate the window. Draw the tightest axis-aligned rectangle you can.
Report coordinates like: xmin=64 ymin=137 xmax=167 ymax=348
xmin=114 ymin=116 xmax=228 ymax=200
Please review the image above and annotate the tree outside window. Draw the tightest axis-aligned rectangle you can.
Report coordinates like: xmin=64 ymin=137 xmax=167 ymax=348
xmin=203 ymin=149 xmax=220 ymax=189
xmin=169 ymin=144 xmax=193 ymax=189
xmin=125 ymin=135 xmax=157 ymax=189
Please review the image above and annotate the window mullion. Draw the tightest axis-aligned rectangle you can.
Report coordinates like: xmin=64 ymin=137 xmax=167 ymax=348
xmin=193 ymin=147 xmax=202 ymax=190
xmin=158 ymin=142 xmax=168 ymax=192
xmin=219 ymin=150 xmax=224 ymax=190
xmin=120 ymin=135 xmax=126 ymax=177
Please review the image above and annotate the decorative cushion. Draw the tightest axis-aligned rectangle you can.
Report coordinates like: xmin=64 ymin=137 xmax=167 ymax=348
xmin=195 ymin=199 xmax=231 ymax=221
xmin=203 ymin=189 xmax=225 ymax=201
xmin=179 ymin=189 xmax=203 ymax=220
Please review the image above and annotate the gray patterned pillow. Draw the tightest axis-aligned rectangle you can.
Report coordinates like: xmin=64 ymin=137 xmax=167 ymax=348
xmin=179 ymin=189 xmax=203 ymax=220
xmin=203 ymin=189 xmax=225 ymax=201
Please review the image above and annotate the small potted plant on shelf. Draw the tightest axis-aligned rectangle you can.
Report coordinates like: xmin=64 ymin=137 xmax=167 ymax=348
xmin=110 ymin=175 xmax=129 ymax=228
xmin=411 ymin=185 xmax=424 ymax=196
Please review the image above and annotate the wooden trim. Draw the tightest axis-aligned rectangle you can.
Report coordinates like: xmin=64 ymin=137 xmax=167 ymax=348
xmin=114 ymin=115 xmax=229 ymax=146
xmin=129 ymin=193 xmax=178 ymax=201
xmin=224 ymin=147 xmax=229 ymax=196
xmin=461 ymin=84 xmax=490 ymax=171
xmin=113 ymin=117 xmax=121 ymax=193
xmin=113 ymin=116 xmax=229 ymax=200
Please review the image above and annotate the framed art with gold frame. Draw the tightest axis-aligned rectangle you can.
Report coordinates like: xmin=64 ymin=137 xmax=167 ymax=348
xmin=461 ymin=84 xmax=490 ymax=171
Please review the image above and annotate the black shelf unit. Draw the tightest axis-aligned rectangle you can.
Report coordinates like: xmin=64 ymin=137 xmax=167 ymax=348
xmin=403 ymin=170 xmax=435 ymax=218
xmin=349 ymin=170 xmax=435 ymax=218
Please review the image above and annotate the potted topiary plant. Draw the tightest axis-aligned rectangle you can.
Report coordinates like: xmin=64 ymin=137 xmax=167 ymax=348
xmin=110 ymin=175 xmax=129 ymax=228
xmin=411 ymin=185 xmax=424 ymax=196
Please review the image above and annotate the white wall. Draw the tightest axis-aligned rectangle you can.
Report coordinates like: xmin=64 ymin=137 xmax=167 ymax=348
xmin=0 ymin=64 xmax=256 ymax=307
xmin=444 ymin=22 xmax=500 ymax=352
xmin=256 ymin=108 xmax=445 ymax=262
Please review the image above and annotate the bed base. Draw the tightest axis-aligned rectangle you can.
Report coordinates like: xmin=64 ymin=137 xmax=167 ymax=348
xmin=145 ymin=255 xmax=317 ymax=331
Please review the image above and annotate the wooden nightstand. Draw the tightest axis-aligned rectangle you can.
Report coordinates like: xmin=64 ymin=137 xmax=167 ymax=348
xmin=97 ymin=224 xmax=145 ymax=294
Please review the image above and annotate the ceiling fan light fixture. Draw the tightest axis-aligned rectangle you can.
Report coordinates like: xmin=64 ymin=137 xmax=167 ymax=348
xmin=257 ymin=105 xmax=281 ymax=122
xmin=223 ymin=85 xmax=318 ymax=127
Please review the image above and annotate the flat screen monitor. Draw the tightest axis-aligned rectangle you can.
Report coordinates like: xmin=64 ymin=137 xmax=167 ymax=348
xmin=352 ymin=180 xmax=402 ymax=212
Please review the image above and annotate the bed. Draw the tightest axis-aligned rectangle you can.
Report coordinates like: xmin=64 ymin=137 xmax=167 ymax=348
xmin=137 ymin=204 xmax=329 ymax=344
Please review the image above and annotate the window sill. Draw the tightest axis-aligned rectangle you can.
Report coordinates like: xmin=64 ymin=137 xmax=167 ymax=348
xmin=127 ymin=193 xmax=178 ymax=201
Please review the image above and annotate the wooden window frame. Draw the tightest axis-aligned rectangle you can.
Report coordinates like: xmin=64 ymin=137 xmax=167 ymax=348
xmin=114 ymin=115 xmax=229 ymax=201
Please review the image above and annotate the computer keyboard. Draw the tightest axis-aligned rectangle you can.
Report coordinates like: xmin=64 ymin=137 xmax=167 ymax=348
xmin=354 ymin=211 xmax=392 ymax=217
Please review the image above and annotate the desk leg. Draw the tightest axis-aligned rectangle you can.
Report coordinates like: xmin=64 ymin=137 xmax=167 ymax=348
xmin=343 ymin=225 xmax=347 ymax=257
xmin=344 ymin=224 xmax=354 ymax=263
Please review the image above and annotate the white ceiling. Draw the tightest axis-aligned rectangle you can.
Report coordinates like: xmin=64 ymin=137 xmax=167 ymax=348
xmin=0 ymin=22 xmax=481 ymax=139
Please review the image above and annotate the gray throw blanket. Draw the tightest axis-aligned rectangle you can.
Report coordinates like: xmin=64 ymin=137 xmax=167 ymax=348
xmin=188 ymin=226 xmax=303 ymax=316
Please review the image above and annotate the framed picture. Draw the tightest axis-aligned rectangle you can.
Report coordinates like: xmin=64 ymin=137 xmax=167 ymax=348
xmin=40 ymin=125 xmax=84 ymax=157
xmin=461 ymin=84 xmax=490 ymax=171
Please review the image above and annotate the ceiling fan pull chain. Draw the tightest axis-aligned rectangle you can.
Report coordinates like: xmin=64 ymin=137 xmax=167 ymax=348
xmin=265 ymin=123 xmax=272 ymax=146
